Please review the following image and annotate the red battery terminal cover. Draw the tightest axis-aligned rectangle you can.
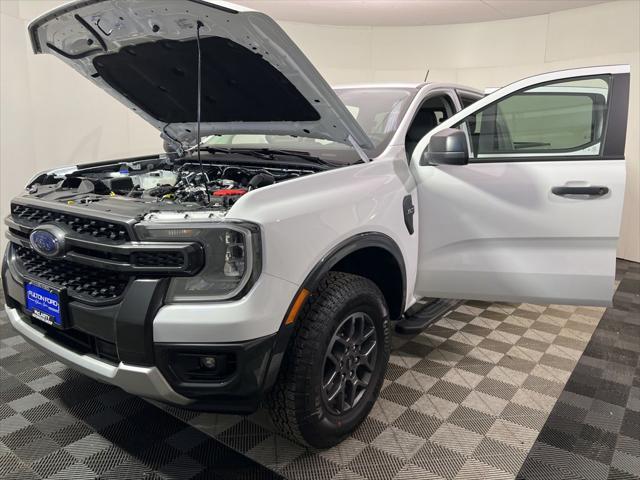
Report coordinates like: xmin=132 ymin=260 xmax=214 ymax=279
xmin=212 ymin=188 xmax=248 ymax=197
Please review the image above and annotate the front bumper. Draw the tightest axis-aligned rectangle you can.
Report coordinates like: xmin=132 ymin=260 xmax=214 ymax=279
xmin=6 ymin=305 xmax=192 ymax=405
xmin=4 ymin=303 xmax=281 ymax=413
xmin=2 ymin=244 xmax=299 ymax=413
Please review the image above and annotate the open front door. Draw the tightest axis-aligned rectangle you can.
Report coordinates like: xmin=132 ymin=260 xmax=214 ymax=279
xmin=411 ymin=65 xmax=630 ymax=306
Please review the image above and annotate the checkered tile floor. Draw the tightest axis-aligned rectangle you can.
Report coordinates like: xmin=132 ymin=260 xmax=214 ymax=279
xmin=517 ymin=260 xmax=640 ymax=480
xmin=2 ymin=260 xmax=638 ymax=480
xmin=0 ymin=298 xmax=278 ymax=478
xmin=162 ymin=300 xmax=606 ymax=480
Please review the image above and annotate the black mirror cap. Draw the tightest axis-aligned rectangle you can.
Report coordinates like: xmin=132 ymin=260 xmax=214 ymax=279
xmin=421 ymin=128 xmax=469 ymax=166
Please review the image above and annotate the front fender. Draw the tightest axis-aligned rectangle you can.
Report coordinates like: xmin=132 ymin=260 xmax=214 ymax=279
xmin=228 ymin=155 xmax=419 ymax=310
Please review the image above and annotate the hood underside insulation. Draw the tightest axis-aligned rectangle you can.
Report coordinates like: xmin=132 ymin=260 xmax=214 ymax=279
xmin=93 ymin=37 xmax=321 ymax=124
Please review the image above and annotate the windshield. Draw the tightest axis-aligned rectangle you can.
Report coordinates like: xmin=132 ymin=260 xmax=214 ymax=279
xmin=202 ymin=87 xmax=415 ymax=164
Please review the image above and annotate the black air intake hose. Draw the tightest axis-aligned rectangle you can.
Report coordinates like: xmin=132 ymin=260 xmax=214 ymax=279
xmin=248 ymin=172 xmax=276 ymax=190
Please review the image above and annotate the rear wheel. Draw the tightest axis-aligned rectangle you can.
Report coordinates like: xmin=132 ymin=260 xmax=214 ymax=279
xmin=268 ymin=272 xmax=391 ymax=448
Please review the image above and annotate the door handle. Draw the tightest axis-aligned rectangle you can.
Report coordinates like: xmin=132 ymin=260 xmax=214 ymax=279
xmin=551 ymin=186 xmax=609 ymax=197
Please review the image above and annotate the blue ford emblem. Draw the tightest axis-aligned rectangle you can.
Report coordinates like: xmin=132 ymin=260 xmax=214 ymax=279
xmin=30 ymin=226 xmax=65 ymax=258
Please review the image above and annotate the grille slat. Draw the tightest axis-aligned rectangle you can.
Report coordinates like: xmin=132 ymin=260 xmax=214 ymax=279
xmin=11 ymin=204 xmax=129 ymax=243
xmin=14 ymin=246 xmax=129 ymax=301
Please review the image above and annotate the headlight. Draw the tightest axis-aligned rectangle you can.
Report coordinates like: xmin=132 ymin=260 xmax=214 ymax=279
xmin=135 ymin=221 xmax=261 ymax=302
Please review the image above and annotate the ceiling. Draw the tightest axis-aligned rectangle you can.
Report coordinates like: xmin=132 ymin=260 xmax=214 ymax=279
xmin=237 ymin=0 xmax=612 ymax=26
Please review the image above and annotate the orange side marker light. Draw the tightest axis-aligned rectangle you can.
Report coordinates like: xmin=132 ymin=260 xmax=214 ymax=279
xmin=285 ymin=288 xmax=310 ymax=325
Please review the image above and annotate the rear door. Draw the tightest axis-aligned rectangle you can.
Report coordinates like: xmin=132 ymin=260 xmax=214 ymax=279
xmin=410 ymin=65 xmax=630 ymax=305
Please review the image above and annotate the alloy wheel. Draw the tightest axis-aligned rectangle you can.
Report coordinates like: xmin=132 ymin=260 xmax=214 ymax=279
xmin=321 ymin=312 xmax=378 ymax=415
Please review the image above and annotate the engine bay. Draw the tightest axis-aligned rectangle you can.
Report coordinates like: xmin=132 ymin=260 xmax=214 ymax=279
xmin=25 ymin=154 xmax=317 ymax=215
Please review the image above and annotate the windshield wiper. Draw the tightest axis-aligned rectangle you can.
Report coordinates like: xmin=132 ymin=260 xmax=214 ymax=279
xmin=200 ymin=146 xmax=232 ymax=155
xmin=231 ymin=148 xmax=342 ymax=168
xmin=199 ymin=146 xmax=340 ymax=168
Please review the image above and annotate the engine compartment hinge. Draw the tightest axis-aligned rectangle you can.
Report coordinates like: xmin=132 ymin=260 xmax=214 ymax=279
xmin=160 ymin=131 xmax=185 ymax=158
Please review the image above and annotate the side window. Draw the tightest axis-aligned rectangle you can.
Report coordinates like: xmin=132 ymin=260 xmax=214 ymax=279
xmin=406 ymin=94 xmax=455 ymax=161
xmin=457 ymin=92 xmax=480 ymax=109
xmin=459 ymin=76 xmax=610 ymax=160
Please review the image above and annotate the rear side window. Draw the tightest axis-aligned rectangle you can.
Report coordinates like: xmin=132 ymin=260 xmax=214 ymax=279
xmin=459 ymin=76 xmax=610 ymax=159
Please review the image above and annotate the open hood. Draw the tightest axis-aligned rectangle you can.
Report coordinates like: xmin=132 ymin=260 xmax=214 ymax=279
xmin=28 ymin=0 xmax=374 ymax=153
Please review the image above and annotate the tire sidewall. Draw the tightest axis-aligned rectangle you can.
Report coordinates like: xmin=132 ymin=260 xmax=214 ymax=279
xmin=300 ymin=285 xmax=389 ymax=446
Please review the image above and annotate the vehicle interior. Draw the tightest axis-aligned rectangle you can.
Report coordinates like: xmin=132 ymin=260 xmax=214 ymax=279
xmin=405 ymin=94 xmax=456 ymax=161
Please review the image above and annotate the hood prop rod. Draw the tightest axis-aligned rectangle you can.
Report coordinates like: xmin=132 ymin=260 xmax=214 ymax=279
xmin=347 ymin=135 xmax=371 ymax=163
xmin=196 ymin=20 xmax=210 ymax=203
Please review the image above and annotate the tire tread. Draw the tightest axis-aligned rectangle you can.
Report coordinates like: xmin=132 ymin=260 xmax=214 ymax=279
xmin=267 ymin=272 xmax=390 ymax=446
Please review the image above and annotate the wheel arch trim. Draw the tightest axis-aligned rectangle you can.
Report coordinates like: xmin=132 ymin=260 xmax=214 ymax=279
xmin=300 ymin=232 xmax=407 ymax=315
xmin=262 ymin=232 xmax=407 ymax=393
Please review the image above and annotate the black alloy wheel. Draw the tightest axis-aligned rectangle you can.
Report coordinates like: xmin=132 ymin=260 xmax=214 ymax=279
xmin=322 ymin=312 xmax=378 ymax=415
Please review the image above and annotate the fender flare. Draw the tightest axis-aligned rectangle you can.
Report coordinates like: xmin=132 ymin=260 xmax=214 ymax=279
xmin=261 ymin=232 xmax=407 ymax=394
xmin=301 ymin=232 xmax=406 ymax=309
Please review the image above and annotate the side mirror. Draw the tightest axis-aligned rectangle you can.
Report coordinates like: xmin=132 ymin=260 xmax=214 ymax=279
xmin=421 ymin=128 xmax=469 ymax=166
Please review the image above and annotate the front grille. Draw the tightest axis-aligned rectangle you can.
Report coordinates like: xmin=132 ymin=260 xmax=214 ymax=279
xmin=131 ymin=251 xmax=185 ymax=267
xmin=14 ymin=245 xmax=129 ymax=301
xmin=11 ymin=204 xmax=130 ymax=242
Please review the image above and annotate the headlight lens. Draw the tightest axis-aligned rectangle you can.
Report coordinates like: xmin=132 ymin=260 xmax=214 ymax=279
xmin=135 ymin=221 xmax=261 ymax=302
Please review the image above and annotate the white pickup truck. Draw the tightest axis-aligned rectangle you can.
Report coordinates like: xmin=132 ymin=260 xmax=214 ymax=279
xmin=3 ymin=0 xmax=630 ymax=448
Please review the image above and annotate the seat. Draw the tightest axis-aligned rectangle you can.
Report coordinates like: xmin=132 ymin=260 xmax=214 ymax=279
xmin=405 ymin=109 xmax=438 ymax=160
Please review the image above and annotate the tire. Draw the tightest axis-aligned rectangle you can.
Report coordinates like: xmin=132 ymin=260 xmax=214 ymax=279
xmin=267 ymin=272 xmax=391 ymax=448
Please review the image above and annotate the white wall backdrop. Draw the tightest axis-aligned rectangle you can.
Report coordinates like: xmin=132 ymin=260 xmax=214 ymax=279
xmin=1 ymin=0 xmax=639 ymax=261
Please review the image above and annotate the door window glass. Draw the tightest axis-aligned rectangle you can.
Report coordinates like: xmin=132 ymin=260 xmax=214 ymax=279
xmin=406 ymin=94 xmax=455 ymax=161
xmin=459 ymin=76 xmax=610 ymax=159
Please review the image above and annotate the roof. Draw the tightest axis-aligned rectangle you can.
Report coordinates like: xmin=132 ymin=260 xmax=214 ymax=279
xmin=333 ymin=83 xmax=426 ymax=90
xmin=333 ymin=83 xmax=483 ymax=96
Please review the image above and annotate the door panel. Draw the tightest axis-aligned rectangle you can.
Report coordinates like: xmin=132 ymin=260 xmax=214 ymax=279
xmin=410 ymin=65 xmax=630 ymax=306
xmin=413 ymin=160 xmax=625 ymax=305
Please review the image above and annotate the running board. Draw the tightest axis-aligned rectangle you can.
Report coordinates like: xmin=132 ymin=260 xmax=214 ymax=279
xmin=395 ymin=298 xmax=462 ymax=335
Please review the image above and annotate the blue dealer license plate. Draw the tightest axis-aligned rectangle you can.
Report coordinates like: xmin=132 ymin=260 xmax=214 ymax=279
xmin=25 ymin=283 xmax=65 ymax=328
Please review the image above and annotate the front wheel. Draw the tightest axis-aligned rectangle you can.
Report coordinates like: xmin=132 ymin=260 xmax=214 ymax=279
xmin=268 ymin=272 xmax=391 ymax=448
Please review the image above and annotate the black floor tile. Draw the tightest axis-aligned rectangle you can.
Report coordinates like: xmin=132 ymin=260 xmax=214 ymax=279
xmin=518 ymin=259 xmax=640 ymax=480
xmin=0 ymin=294 xmax=281 ymax=480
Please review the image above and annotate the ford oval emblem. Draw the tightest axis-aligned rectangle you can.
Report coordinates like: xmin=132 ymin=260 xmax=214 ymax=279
xmin=30 ymin=226 xmax=65 ymax=258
